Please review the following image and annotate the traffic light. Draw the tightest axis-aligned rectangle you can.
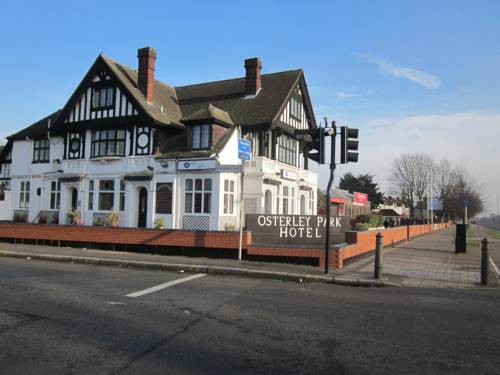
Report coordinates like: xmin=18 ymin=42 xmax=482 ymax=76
xmin=308 ymin=127 xmax=326 ymax=164
xmin=340 ymin=126 xmax=359 ymax=163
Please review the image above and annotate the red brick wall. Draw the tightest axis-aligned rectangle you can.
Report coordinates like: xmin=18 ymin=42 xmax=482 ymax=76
xmin=336 ymin=222 xmax=450 ymax=268
xmin=0 ymin=223 xmax=251 ymax=250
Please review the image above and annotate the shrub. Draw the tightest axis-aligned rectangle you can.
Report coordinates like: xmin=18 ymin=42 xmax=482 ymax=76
xmin=353 ymin=223 xmax=371 ymax=231
xmin=154 ymin=217 xmax=166 ymax=229
xmin=105 ymin=210 xmax=120 ymax=227
xmin=67 ymin=209 xmax=82 ymax=225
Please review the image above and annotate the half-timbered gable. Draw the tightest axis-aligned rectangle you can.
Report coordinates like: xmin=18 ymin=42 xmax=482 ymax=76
xmin=63 ymin=72 xmax=140 ymax=124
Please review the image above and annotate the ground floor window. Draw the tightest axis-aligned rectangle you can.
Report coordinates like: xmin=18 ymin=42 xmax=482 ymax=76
xmin=185 ymin=178 xmax=212 ymax=214
xmin=309 ymin=190 xmax=315 ymax=214
xmin=223 ymin=179 xmax=235 ymax=215
xmin=88 ymin=180 xmax=94 ymax=210
xmin=156 ymin=183 xmax=173 ymax=214
xmin=119 ymin=180 xmax=125 ymax=211
xmin=0 ymin=183 xmax=5 ymax=201
xmin=19 ymin=181 xmax=30 ymax=209
xmin=50 ymin=181 xmax=61 ymax=210
xmin=300 ymin=194 xmax=306 ymax=215
xmin=264 ymin=190 xmax=272 ymax=214
xmin=98 ymin=180 xmax=115 ymax=211
xmin=282 ymin=186 xmax=289 ymax=215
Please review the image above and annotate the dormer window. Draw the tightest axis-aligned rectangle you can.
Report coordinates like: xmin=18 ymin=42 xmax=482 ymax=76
xmin=191 ymin=125 xmax=210 ymax=150
xmin=92 ymin=86 xmax=114 ymax=109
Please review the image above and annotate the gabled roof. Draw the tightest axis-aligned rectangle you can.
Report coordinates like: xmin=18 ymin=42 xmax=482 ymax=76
xmin=101 ymin=55 xmax=183 ymax=128
xmin=183 ymin=104 xmax=234 ymax=126
xmin=8 ymin=110 xmax=61 ymax=140
xmin=176 ymin=69 xmax=303 ymax=128
xmin=8 ymin=52 xmax=316 ymax=155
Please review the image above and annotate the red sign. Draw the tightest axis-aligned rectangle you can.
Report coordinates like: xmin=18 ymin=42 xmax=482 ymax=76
xmin=354 ymin=192 xmax=368 ymax=203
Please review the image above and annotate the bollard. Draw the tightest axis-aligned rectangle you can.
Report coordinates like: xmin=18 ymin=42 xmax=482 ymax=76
xmin=374 ymin=232 xmax=383 ymax=279
xmin=481 ymin=238 xmax=489 ymax=286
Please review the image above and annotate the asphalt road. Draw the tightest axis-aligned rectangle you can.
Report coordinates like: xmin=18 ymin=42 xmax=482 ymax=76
xmin=1 ymin=257 xmax=500 ymax=375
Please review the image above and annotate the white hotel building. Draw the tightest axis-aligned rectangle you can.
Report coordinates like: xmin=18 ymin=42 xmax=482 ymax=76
xmin=0 ymin=48 xmax=318 ymax=230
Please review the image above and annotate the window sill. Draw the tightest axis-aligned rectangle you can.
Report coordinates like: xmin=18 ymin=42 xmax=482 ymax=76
xmin=90 ymin=156 xmax=122 ymax=162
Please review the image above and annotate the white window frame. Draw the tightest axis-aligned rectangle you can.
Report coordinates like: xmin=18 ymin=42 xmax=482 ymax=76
xmin=223 ymin=179 xmax=235 ymax=215
xmin=19 ymin=181 xmax=30 ymax=209
xmin=185 ymin=178 xmax=212 ymax=214
xmin=191 ymin=125 xmax=210 ymax=150
xmin=98 ymin=180 xmax=115 ymax=211
xmin=49 ymin=180 xmax=61 ymax=210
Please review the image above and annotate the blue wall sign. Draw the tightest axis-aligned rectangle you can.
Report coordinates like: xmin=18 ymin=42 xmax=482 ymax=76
xmin=238 ymin=139 xmax=251 ymax=160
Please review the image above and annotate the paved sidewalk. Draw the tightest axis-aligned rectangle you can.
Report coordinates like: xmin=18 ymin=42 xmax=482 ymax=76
xmin=344 ymin=226 xmax=499 ymax=288
xmin=0 ymin=242 xmax=384 ymax=287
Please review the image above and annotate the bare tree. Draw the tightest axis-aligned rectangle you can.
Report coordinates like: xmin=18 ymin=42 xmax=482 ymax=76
xmin=413 ymin=153 xmax=435 ymax=221
xmin=390 ymin=154 xmax=417 ymax=222
xmin=390 ymin=153 xmax=434 ymax=222
xmin=444 ymin=165 xmax=484 ymax=220
xmin=433 ymin=158 xmax=455 ymax=219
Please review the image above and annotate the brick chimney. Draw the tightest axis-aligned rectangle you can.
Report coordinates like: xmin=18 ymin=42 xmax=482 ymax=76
xmin=137 ymin=47 xmax=157 ymax=103
xmin=244 ymin=57 xmax=262 ymax=96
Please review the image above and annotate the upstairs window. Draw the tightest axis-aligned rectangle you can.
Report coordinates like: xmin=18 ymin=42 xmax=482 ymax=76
xmin=290 ymin=96 xmax=302 ymax=119
xmin=278 ymin=134 xmax=297 ymax=166
xmin=92 ymin=87 xmax=114 ymax=109
xmin=33 ymin=139 xmax=50 ymax=163
xmin=191 ymin=125 xmax=210 ymax=150
xmin=91 ymin=129 xmax=126 ymax=157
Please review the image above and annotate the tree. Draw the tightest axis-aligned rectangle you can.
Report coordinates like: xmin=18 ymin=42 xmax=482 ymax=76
xmin=390 ymin=154 xmax=417 ymax=222
xmin=433 ymin=158 xmax=455 ymax=219
xmin=391 ymin=154 xmax=484 ymax=222
xmin=390 ymin=153 xmax=434 ymax=222
xmin=444 ymin=165 xmax=484 ymax=220
xmin=316 ymin=188 xmax=326 ymax=214
xmin=338 ymin=173 xmax=384 ymax=206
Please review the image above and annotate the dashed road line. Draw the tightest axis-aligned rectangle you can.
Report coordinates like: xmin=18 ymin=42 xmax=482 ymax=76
xmin=126 ymin=273 xmax=207 ymax=298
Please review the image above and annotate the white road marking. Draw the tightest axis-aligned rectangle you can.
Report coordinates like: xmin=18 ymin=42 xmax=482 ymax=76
xmin=126 ymin=273 xmax=207 ymax=298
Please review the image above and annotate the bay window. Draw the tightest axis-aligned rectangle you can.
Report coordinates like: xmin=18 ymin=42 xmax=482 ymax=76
xmin=185 ymin=178 xmax=212 ymax=214
xmin=223 ymin=179 xmax=235 ymax=215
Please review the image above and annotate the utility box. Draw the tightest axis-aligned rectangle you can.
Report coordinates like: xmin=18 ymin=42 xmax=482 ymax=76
xmin=455 ymin=224 xmax=467 ymax=253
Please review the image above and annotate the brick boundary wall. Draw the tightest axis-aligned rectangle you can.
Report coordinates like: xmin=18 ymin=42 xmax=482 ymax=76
xmin=336 ymin=222 xmax=451 ymax=268
xmin=0 ymin=222 xmax=450 ymax=269
xmin=0 ymin=223 xmax=251 ymax=250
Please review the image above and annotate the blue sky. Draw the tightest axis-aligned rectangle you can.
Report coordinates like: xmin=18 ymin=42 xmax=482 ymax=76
xmin=1 ymin=1 xmax=499 ymax=213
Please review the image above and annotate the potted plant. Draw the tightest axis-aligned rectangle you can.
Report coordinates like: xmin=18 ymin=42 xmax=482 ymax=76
xmin=38 ymin=213 xmax=47 ymax=224
xmin=67 ymin=208 xmax=82 ymax=225
xmin=105 ymin=210 xmax=120 ymax=228
xmin=154 ymin=217 xmax=165 ymax=230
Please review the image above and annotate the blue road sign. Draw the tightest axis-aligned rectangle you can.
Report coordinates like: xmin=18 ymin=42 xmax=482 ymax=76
xmin=238 ymin=138 xmax=251 ymax=160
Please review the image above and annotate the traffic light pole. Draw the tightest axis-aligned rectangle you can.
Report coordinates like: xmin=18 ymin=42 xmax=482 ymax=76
xmin=324 ymin=125 xmax=336 ymax=274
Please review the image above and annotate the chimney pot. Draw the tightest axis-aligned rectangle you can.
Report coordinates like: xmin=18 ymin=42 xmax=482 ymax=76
xmin=244 ymin=57 xmax=262 ymax=96
xmin=137 ymin=47 xmax=157 ymax=103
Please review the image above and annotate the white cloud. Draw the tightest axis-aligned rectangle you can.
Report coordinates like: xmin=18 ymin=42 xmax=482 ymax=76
xmin=312 ymin=111 xmax=500 ymax=215
xmin=333 ymin=91 xmax=358 ymax=100
xmin=358 ymin=54 xmax=442 ymax=89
